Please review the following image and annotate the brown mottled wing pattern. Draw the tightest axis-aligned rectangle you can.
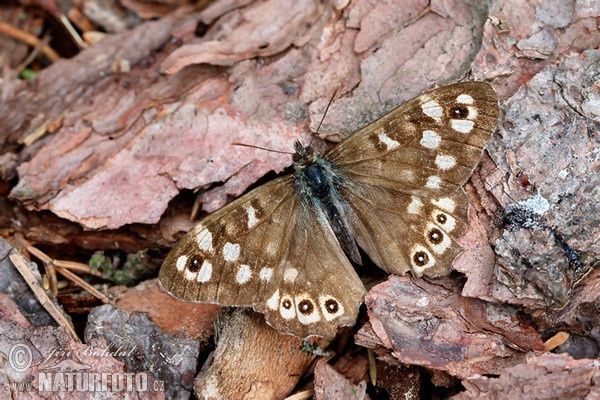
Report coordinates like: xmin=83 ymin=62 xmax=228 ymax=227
xmin=159 ymin=177 xmax=365 ymax=339
xmin=327 ymin=82 xmax=499 ymax=276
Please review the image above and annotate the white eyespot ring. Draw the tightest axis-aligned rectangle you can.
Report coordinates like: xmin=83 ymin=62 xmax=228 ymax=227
xmin=410 ymin=245 xmax=435 ymax=275
xmin=424 ymin=223 xmax=451 ymax=255
xmin=318 ymin=295 xmax=344 ymax=321
xmin=432 ymin=210 xmax=456 ymax=232
xmin=279 ymin=294 xmax=296 ymax=320
xmin=295 ymin=293 xmax=320 ymax=325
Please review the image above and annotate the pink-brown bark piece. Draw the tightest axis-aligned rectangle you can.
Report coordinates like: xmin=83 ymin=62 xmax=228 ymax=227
xmin=473 ymin=0 xmax=600 ymax=98
xmin=454 ymin=353 xmax=600 ymax=400
xmin=4 ymin=0 xmax=493 ymax=231
xmin=114 ymin=279 xmax=222 ymax=342
xmin=160 ymin=0 xmax=325 ymax=71
xmin=313 ymin=361 xmax=368 ymax=400
xmin=356 ymin=275 xmax=544 ymax=379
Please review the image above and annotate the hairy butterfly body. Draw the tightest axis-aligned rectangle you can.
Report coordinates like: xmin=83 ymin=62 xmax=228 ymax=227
xmin=159 ymin=82 xmax=499 ymax=338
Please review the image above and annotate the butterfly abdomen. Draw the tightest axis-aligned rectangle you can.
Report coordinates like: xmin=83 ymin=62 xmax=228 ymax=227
xmin=294 ymin=154 xmax=362 ymax=264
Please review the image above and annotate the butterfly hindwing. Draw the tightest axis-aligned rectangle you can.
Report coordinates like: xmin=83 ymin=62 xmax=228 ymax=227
xmin=255 ymin=200 xmax=365 ymax=338
xmin=159 ymin=177 xmax=365 ymax=338
xmin=339 ymin=184 xmax=469 ymax=276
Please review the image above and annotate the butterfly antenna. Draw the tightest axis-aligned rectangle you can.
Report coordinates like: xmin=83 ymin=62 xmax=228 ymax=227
xmin=310 ymin=86 xmax=340 ymax=147
xmin=232 ymin=86 xmax=341 ymax=152
xmin=230 ymin=142 xmax=294 ymax=155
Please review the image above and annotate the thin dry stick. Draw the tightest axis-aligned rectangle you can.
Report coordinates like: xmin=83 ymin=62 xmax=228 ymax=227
xmin=53 ymin=259 xmax=104 ymax=278
xmin=285 ymin=389 xmax=314 ymax=400
xmin=59 ymin=13 xmax=87 ymax=49
xmin=0 ymin=21 xmax=60 ymax=61
xmin=55 ymin=267 xmax=110 ymax=304
xmin=45 ymin=262 xmax=59 ymax=296
xmin=27 ymin=245 xmax=110 ymax=303
xmin=367 ymin=348 xmax=377 ymax=386
xmin=9 ymin=252 xmax=79 ymax=341
xmin=26 ymin=245 xmax=58 ymax=295
xmin=66 ymin=7 xmax=96 ymax=33
xmin=14 ymin=34 xmax=52 ymax=77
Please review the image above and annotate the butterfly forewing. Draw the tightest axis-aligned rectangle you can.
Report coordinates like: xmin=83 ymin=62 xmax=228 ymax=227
xmin=159 ymin=176 xmax=365 ymax=338
xmin=329 ymin=83 xmax=498 ymax=194
xmin=327 ymin=82 xmax=498 ymax=276
xmin=159 ymin=177 xmax=296 ymax=305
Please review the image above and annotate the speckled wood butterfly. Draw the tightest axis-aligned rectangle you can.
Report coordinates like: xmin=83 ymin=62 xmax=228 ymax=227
xmin=159 ymin=82 xmax=499 ymax=338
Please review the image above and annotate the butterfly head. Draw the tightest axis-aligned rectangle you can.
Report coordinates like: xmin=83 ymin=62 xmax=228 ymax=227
xmin=292 ymin=140 xmax=312 ymax=164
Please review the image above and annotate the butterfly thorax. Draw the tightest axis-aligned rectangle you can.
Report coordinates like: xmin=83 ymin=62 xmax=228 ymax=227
xmin=293 ymin=141 xmax=362 ymax=264
xmin=292 ymin=142 xmax=336 ymax=198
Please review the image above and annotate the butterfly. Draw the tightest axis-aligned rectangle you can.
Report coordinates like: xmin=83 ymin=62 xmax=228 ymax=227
xmin=159 ymin=82 xmax=499 ymax=339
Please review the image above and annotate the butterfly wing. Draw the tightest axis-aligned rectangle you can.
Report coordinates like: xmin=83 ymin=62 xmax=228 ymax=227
xmin=327 ymin=82 xmax=499 ymax=276
xmin=159 ymin=176 xmax=365 ymax=338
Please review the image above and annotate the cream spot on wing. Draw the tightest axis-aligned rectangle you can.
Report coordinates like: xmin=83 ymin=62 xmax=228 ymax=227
xmin=420 ymin=130 xmax=441 ymax=149
xmin=468 ymin=106 xmax=478 ymax=119
xmin=279 ymin=295 xmax=296 ymax=320
xmin=378 ymin=133 xmax=400 ymax=149
xmin=197 ymin=260 xmax=212 ymax=282
xmin=410 ymin=245 xmax=435 ymax=275
xmin=267 ymin=290 xmax=280 ymax=310
xmin=425 ymin=223 xmax=452 ymax=255
xmin=451 ymin=119 xmax=474 ymax=133
xmin=176 ymin=255 xmax=187 ymax=271
xmin=196 ymin=228 xmax=213 ymax=253
xmin=398 ymin=169 xmax=415 ymax=182
xmin=421 ymin=99 xmax=443 ymax=120
xmin=432 ymin=197 xmax=456 ymax=212
xmin=456 ymin=94 xmax=474 ymax=104
xmin=295 ymin=293 xmax=320 ymax=325
xmin=259 ymin=267 xmax=273 ymax=282
xmin=319 ymin=295 xmax=344 ymax=321
xmin=246 ymin=206 xmax=259 ymax=228
xmin=407 ymin=197 xmax=423 ymax=214
xmin=435 ymin=154 xmax=457 ymax=170
xmin=222 ymin=242 xmax=240 ymax=262
xmin=184 ymin=268 xmax=198 ymax=281
xmin=283 ymin=268 xmax=298 ymax=283
xmin=265 ymin=242 xmax=277 ymax=257
xmin=426 ymin=176 xmax=441 ymax=189
xmin=236 ymin=264 xmax=252 ymax=284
